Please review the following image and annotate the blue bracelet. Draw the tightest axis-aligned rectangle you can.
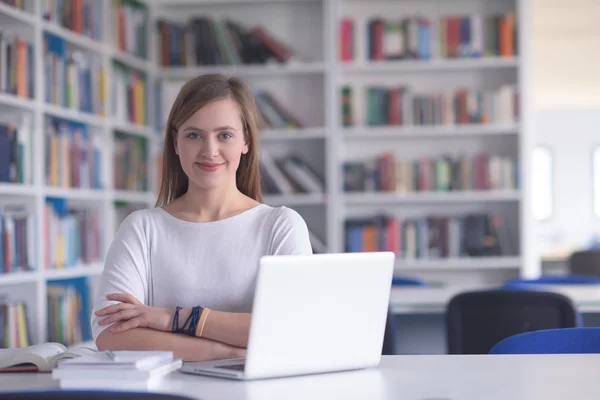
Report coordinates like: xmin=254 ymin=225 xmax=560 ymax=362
xmin=172 ymin=306 xmax=203 ymax=336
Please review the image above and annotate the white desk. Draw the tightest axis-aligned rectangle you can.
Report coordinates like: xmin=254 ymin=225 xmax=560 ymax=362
xmin=390 ymin=284 xmax=600 ymax=314
xmin=1 ymin=355 xmax=599 ymax=400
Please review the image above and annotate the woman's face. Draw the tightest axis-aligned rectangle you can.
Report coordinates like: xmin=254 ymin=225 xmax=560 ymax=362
xmin=175 ymin=98 xmax=248 ymax=192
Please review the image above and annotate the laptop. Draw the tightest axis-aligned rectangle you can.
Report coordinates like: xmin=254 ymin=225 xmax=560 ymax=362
xmin=179 ymin=251 xmax=395 ymax=380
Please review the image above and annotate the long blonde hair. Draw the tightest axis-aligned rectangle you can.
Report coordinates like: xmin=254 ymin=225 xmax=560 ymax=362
xmin=156 ymin=74 xmax=262 ymax=207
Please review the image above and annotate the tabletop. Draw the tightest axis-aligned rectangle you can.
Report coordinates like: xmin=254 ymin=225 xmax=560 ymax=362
xmin=1 ymin=354 xmax=599 ymax=400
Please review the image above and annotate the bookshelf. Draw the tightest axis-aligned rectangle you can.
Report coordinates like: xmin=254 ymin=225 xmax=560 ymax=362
xmin=0 ymin=0 xmax=158 ymax=347
xmin=0 ymin=0 xmax=535 ymax=347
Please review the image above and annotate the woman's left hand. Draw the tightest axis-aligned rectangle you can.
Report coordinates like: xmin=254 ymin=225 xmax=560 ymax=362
xmin=96 ymin=293 xmax=174 ymax=333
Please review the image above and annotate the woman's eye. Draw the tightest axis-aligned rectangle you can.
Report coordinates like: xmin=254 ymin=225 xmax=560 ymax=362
xmin=187 ymin=133 xmax=200 ymax=139
xmin=219 ymin=132 xmax=233 ymax=140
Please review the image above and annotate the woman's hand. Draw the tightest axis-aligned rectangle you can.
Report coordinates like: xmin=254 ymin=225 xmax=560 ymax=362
xmin=96 ymin=293 xmax=174 ymax=333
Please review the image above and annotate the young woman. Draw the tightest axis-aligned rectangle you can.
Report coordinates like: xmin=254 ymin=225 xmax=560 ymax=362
xmin=91 ymin=74 xmax=313 ymax=361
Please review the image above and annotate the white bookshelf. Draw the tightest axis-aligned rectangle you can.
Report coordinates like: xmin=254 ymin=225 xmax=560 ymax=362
xmin=0 ymin=0 xmax=158 ymax=346
xmin=0 ymin=0 xmax=535 ymax=347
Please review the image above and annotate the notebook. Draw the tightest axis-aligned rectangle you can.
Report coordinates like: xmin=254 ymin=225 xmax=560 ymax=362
xmin=56 ymin=351 xmax=174 ymax=370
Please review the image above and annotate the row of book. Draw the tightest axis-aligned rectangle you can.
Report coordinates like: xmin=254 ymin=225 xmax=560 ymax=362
xmin=157 ymin=18 xmax=294 ymax=67
xmin=1 ymin=277 xmax=93 ymax=348
xmin=111 ymin=0 xmax=148 ymax=60
xmin=43 ymin=0 xmax=104 ymax=41
xmin=43 ymin=198 xmax=102 ymax=270
xmin=44 ymin=33 xmax=106 ymax=116
xmin=0 ymin=30 xmax=34 ymax=99
xmin=113 ymin=131 xmax=148 ymax=192
xmin=0 ymin=116 xmax=30 ymax=184
xmin=345 ymin=213 xmax=513 ymax=259
xmin=112 ymin=61 xmax=147 ymax=127
xmin=255 ymin=91 xmax=303 ymax=130
xmin=1 ymin=0 xmax=25 ymax=10
xmin=0 ymin=300 xmax=31 ymax=348
xmin=340 ymin=13 xmax=517 ymax=62
xmin=44 ymin=116 xmax=103 ymax=190
xmin=341 ymin=85 xmax=519 ymax=128
xmin=260 ymin=149 xmax=325 ymax=195
xmin=0 ymin=207 xmax=34 ymax=274
xmin=47 ymin=277 xmax=92 ymax=346
xmin=343 ymin=152 xmax=519 ymax=193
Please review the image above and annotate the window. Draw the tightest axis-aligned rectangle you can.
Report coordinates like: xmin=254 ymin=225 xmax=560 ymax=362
xmin=532 ymin=146 xmax=553 ymax=221
xmin=593 ymin=147 xmax=600 ymax=218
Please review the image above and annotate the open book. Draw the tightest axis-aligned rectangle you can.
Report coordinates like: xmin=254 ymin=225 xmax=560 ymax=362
xmin=0 ymin=341 xmax=98 ymax=372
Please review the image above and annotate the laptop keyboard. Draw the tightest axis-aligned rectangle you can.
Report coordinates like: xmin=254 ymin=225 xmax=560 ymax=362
xmin=215 ymin=363 xmax=246 ymax=371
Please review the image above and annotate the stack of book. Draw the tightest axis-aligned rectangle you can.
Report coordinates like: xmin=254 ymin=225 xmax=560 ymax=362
xmin=52 ymin=350 xmax=183 ymax=390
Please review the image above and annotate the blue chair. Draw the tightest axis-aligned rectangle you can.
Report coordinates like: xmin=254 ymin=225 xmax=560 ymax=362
xmin=503 ymin=274 xmax=600 ymax=287
xmin=0 ymin=392 xmax=194 ymax=399
xmin=392 ymin=276 xmax=427 ymax=287
xmin=489 ymin=327 xmax=600 ymax=354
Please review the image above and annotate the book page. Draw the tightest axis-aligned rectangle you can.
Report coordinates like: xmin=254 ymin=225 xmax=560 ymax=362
xmin=0 ymin=343 xmax=67 ymax=370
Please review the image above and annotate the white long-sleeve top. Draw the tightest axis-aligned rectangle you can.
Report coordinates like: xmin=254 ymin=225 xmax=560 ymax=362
xmin=90 ymin=204 xmax=312 ymax=342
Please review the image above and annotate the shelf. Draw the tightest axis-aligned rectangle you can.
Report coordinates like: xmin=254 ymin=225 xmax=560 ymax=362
xmin=342 ymin=57 xmax=519 ymax=74
xmin=158 ymin=62 xmax=326 ymax=79
xmin=113 ymin=190 xmax=155 ymax=204
xmin=260 ymin=127 xmax=327 ymax=141
xmin=0 ymin=183 xmax=37 ymax=196
xmin=112 ymin=49 xmax=153 ymax=72
xmin=0 ymin=270 xmax=39 ymax=286
xmin=112 ymin=122 xmax=158 ymax=140
xmin=42 ymin=21 xmax=108 ymax=54
xmin=344 ymin=190 xmax=520 ymax=205
xmin=45 ymin=187 xmax=108 ymax=201
xmin=150 ymin=0 xmax=320 ymax=4
xmin=264 ymin=193 xmax=327 ymax=206
xmin=0 ymin=3 xmax=37 ymax=25
xmin=44 ymin=263 xmax=104 ymax=280
xmin=44 ymin=103 xmax=106 ymax=127
xmin=343 ymin=124 xmax=520 ymax=139
xmin=0 ymin=92 xmax=36 ymax=111
xmin=395 ymin=256 xmax=521 ymax=271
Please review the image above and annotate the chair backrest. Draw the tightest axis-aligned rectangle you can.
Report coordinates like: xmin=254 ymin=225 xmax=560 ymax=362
xmin=489 ymin=327 xmax=600 ymax=354
xmin=569 ymin=251 xmax=600 ymax=277
xmin=446 ymin=290 xmax=579 ymax=354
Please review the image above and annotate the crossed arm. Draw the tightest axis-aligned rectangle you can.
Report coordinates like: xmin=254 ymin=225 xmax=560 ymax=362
xmin=94 ymin=293 xmax=250 ymax=362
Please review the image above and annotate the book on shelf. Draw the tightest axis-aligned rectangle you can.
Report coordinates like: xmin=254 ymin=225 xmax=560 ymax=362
xmin=0 ymin=30 xmax=34 ymax=99
xmin=111 ymin=0 xmax=149 ymax=60
xmin=44 ymin=33 xmax=106 ymax=116
xmin=44 ymin=116 xmax=104 ymax=190
xmin=46 ymin=277 xmax=93 ymax=346
xmin=0 ymin=299 xmax=32 ymax=349
xmin=0 ymin=205 xmax=35 ymax=274
xmin=113 ymin=131 xmax=148 ymax=192
xmin=260 ymin=149 xmax=325 ymax=195
xmin=343 ymin=152 xmax=519 ymax=193
xmin=44 ymin=197 xmax=101 ymax=270
xmin=0 ymin=113 xmax=31 ymax=184
xmin=345 ymin=212 xmax=514 ymax=259
xmin=112 ymin=61 xmax=147 ymax=126
xmin=255 ymin=90 xmax=304 ymax=130
xmin=0 ymin=341 xmax=97 ymax=372
xmin=340 ymin=12 xmax=517 ymax=62
xmin=42 ymin=0 xmax=104 ymax=41
xmin=157 ymin=17 xmax=297 ymax=67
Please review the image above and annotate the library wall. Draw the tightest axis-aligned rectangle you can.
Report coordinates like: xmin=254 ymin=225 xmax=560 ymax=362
xmin=531 ymin=0 xmax=600 ymax=258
